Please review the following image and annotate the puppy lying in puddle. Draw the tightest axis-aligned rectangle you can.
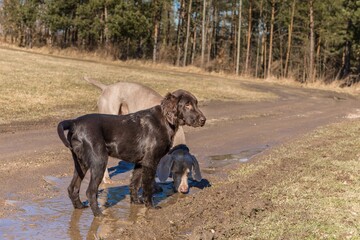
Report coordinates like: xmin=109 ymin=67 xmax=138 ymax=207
xmin=157 ymin=144 xmax=202 ymax=193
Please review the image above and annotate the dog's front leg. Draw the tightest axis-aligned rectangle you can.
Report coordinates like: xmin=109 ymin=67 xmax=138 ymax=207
xmin=142 ymin=166 xmax=160 ymax=209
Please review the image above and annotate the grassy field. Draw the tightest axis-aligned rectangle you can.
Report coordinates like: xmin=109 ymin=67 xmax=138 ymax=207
xmin=0 ymin=47 xmax=277 ymax=124
xmin=227 ymin=119 xmax=360 ymax=239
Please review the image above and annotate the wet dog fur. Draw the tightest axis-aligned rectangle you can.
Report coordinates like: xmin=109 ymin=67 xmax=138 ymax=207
xmin=57 ymin=90 xmax=206 ymax=216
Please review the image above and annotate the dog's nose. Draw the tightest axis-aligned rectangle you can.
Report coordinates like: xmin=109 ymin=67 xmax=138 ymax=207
xmin=199 ymin=116 xmax=206 ymax=126
xmin=179 ymin=186 xmax=189 ymax=193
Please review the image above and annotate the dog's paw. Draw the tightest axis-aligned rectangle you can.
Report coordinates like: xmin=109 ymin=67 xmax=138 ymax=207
xmin=102 ymin=177 xmax=114 ymax=184
xmin=145 ymin=202 xmax=161 ymax=209
xmin=93 ymin=211 xmax=104 ymax=218
xmin=74 ymin=202 xmax=88 ymax=209
xmin=131 ymin=198 xmax=144 ymax=205
xmin=147 ymin=205 xmax=162 ymax=210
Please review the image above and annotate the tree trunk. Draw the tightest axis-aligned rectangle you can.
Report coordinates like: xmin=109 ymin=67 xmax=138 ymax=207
xmin=104 ymin=4 xmax=110 ymax=52
xmin=206 ymin=0 xmax=213 ymax=65
xmin=315 ymin=37 xmax=321 ymax=79
xmin=255 ymin=33 xmax=261 ymax=78
xmin=244 ymin=0 xmax=252 ymax=75
xmin=183 ymin=0 xmax=193 ymax=66
xmin=176 ymin=0 xmax=185 ymax=66
xmin=267 ymin=0 xmax=275 ymax=78
xmin=255 ymin=0 xmax=263 ymax=78
xmin=303 ymin=51 xmax=307 ymax=82
xmin=231 ymin=0 xmax=236 ymax=65
xmin=263 ymin=33 xmax=267 ymax=78
xmin=153 ymin=0 xmax=162 ymax=63
xmin=284 ymin=0 xmax=296 ymax=78
xmin=153 ymin=20 xmax=159 ymax=63
xmin=191 ymin=18 xmax=197 ymax=64
xmin=336 ymin=20 xmax=352 ymax=80
xmin=322 ymin=40 xmax=327 ymax=79
xmin=166 ymin=7 xmax=171 ymax=46
xmin=236 ymin=0 xmax=243 ymax=75
xmin=201 ymin=0 xmax=206 ymax=68
xmin=279 ymin=29 xmax=284 ymax=77
xmin=309 ymin=0 xmax=315 ymax=82
xmin=191 ymin=11 xmax=198 ymax=65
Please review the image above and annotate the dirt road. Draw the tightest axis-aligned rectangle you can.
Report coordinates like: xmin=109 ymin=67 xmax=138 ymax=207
xmin=0 ymin=82 xmax=359 ymax=239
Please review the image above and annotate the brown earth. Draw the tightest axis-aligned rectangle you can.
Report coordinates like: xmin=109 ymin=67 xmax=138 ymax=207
xmin=0 ymin=82 xmax=359 ymax=239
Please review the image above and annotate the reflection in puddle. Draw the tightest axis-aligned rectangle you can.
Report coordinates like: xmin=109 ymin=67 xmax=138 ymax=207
xmin=1 ymin=147 xmax=263 ymax=239
xmin=206 ymin=146 xmax=268 ymax=170
xmin=1 ymin=176 xmax=209 ymax=239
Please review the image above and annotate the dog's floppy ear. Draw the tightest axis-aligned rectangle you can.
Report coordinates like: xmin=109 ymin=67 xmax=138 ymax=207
xmin=191 ymin=155 xmax=202 ymax=182
xmin=161 ymin=93 xmax=179 ymax=125
xmin=156 ymin=154 xmax=175 ymax=182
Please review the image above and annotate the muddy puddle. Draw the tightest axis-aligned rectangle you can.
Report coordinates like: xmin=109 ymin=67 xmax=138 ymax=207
xmin=202 ymin=146 xmax=269 ymax=174
xmin=1 ymin=147 xmax=267 ymax=240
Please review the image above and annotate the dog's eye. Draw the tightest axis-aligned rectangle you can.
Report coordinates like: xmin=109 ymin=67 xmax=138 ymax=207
xmin=185 ymin=102 xmax=192 ymax=108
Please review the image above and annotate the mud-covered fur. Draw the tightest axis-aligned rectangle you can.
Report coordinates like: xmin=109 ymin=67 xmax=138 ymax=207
xmin=57 ymin=90 xmax=206 ymax=216
xmin=157 ymin=144 xmax=202 ymax=193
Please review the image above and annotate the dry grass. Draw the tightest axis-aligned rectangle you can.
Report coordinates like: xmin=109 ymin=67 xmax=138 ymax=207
xmin=229 ymin=119 xmax=360 ymax=239
xmin=264 ymin=75 xmax=360 ymax=95
xmin=0 ymin=46 xmax=277 ymax=124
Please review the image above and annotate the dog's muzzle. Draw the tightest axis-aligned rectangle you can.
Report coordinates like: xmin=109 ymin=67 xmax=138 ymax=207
xmin=198 ymin=116 xmax=206 ymax=127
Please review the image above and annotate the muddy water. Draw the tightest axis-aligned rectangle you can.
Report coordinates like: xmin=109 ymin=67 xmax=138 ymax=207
xmin=208 ymin=146 xmax=267 ymax=166
xmin=1 ymin=148 xmax=265 ymax=240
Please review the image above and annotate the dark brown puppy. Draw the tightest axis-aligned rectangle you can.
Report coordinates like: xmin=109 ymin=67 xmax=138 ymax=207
xmin=57 ymin=90 xmax=206 ymax=217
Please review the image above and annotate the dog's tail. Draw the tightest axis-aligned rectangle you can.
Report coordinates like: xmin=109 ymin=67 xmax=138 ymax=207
xmin=83 ymin=76 xmax=107 ymax=91
xmin=58 ymin=120 xmax=85 ymax=179
xmin=57 ymin=120 xmax=73 ymax=149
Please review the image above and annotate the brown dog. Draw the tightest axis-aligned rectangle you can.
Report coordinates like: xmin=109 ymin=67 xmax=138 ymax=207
xmin=84 ymin=77 xmax=186 ymax=183
xmin=57 ymin=90 xmax=206 ymax=216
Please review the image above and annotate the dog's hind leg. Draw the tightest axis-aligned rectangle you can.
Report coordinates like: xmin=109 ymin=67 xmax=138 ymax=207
xmin=130 ymin=163 xmax=142 ymax=204
xmin=119 ymin=102 xmax=129 ymax=115
xmin=68 ymin=169 xmax=87 ymax=209
xmin=86 ymin=154 xmax=108 ymax=217
xmin=102 ymin=165 xmax=112 ymax=184
xmin=68 ymin=152 xmax=88 ymax=209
